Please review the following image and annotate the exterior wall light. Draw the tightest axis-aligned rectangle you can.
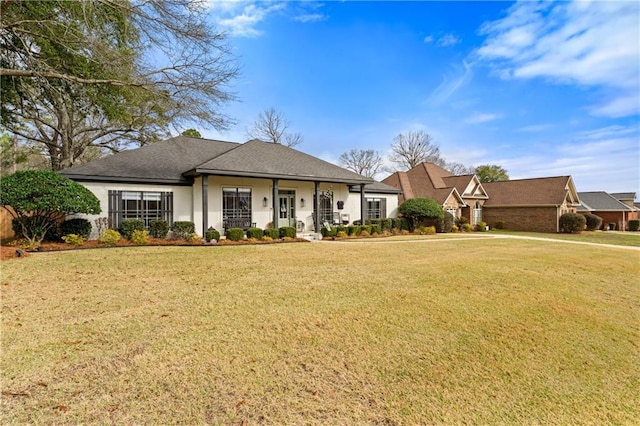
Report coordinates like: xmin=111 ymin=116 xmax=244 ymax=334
xmin=263 ymin=197 xmax=268 ymax=207
xmin=300 ymin=198 xmax=305 ymax=208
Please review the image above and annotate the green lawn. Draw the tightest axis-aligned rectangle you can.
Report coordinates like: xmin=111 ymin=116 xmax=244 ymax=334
xmin=490 ymin=229 xmax=640 ymax=247
xmin=2 ymin=238 xmax=639 ymax=424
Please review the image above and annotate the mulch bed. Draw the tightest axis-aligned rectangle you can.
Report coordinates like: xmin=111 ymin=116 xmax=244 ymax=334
xmin=0 ymin=237 xmax=309 ymax=261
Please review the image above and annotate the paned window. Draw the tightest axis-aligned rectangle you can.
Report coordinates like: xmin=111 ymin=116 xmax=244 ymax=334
xmin=366 ymin=198 xmax=387 ymax=219
xmin=108 ymin=190 xmax=173 ymax=228
xmin=222 ymin=188 xmax=252 ymax=220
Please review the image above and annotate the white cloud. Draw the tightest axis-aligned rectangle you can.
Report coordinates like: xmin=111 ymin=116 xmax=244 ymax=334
xmin=426 ymin=60 xmax=473 ymax=105
xmin=293 ymin=13 xmax=327 ymax=23
xmin=212 ymin=2 xmax=285 ymax=37
xmin=475 ymin=1 xmax=640 ymax=118
xmin=423 ymin=33 xmax=460 ymax=47
xmin=465 ymin=112 xmax=502 ymax=124
xmin=437 ymin=34 xmax=460 ymax=47
xmin=517 ymin=123 xmax=554 ymax=133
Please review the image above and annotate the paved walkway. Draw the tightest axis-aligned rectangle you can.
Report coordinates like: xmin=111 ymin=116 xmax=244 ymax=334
xmin=324 ymin=233 xmax=640 ymax=251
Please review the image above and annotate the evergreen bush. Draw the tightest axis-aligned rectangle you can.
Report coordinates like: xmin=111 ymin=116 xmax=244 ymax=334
xmin=582 ymin=213 xmax=603 ymax=231
xmin=61 ymin=218 xmax=92 ymax=239
xmin=559 ymin=213 xmax=586 ymax=233
xmin=246 ymin=227 xmax=264 ymax=239
xmin=120 ymin=219 xmax=145 ymax=239
xmin=226 ymin=228 xmax=244 ymax=241
xmin=264 ymin=228 xmax=280 ymax=239
xmin=149 ymin=220 xmax=169 ymax=238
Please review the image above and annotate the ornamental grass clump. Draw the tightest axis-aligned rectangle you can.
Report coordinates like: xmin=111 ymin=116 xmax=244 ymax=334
xmin=98 ymin=229 xmax=121 ymax=245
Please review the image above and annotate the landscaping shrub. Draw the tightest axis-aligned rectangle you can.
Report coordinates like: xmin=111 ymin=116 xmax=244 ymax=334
xmin=61 ymin=234 xmax=85 ymax=246
xmin=360 ymin=230 xmax=370 ymax=237
xmin=335 ymin=225 xmax=348 ymax=235
xmin=475 ymin=221 xmax=488 ymax=232
xmin=441 ymin=212 xmax=455 ymax=233
xmin=582 ymin=213 xmax=603 ymax=231
xmin=381 ymin=218 xmax=392 ymax=231
xmin=370 ymin=224 xmax=381 ymax=234
xmin=494 ymin=220 xmax=506 ymax=230
xmin=205 ymin=227 xmax=220 ymax=242
xmin=451 ymin=224 xmax=459 ymax=232
xmin=261 ymin=236 xmax=273 ymax=242
xmin=61 ymin=218 xmax=92 ymax=239
xmin=361 ymin=225 xmax=373 ymax=234
xmin=12 ymin=216 xmax=60 ymax=242
xmin=131 ymin=229 xmax=150 ymax=245
xmin=608 ymin=223 xmax=616 ymax=231
xmin=226 ymin=228 xmax=244 ymax=241
xmin=336 ymin=231 xmax=347 ymax=238
xmin=462 ymin=223 xmax=472 ymax=232
xmin=279 ymin=226 xmax=296 ymax=238
xmin=264 ymin=228 xmax=280 ymax=239
xmin=246 ymin=227 xmax=264 ymax=239
xmin=455 ymin=216 xmax=469 ymax=227
xmin=120 ymin=219 xmax=144 ymax=239
xmin=630 ymin=220 xmax=640 ymax=231
xmin=418 ymin=226 xmax=436 ymax=235
xmin=98 ymin=229 xmax=121 ymax=245
xmin=398 ymin=198 xmax=444 ymax=231
xmin=172 ymin=221 xmax=195 ymax=240
xmin=392 ymin=217 xmax=410 ymax=231
xmin=347 ymin=225 xmax=361 ymax=236
xmin=149 ymin=220 xmax=169 ymax=238
xmin=559 ymin=213 xmax=586 ymax=234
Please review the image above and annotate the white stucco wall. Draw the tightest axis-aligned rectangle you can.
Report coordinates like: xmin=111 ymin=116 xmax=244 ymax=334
xmin=72 ymin=181 xmax=192 ymax=238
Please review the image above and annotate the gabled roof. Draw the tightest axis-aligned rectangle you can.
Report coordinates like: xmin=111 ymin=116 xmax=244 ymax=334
xmin=443 ymin=174 xmax=488 ymax=199
xmin=483 ymin=176 xmax=579 ymax=207
xmin=60 ymin=137 xmax=373 ymax=185
xmin=577 ymin=192 xmax=635 ymax=212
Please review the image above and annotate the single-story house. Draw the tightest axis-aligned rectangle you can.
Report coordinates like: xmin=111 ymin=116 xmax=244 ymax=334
xmin=482 ymin=176 xmax=580 ymax=233
xmin=59 ymin=136 xmax=400 ymax=237
xmin=577 ymin=191 xmax=636 ymax=231
xmin=382 ymin=162 xmax=580 ymax=233
xmin=382 ymin=162 xmax=488 ymax=225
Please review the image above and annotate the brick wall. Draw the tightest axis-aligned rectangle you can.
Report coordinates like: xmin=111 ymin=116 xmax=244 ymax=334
xmin=595 ymin=212 xmax=628 ymax=231
xmin=483 ymin=206 xmax=559 ymax=233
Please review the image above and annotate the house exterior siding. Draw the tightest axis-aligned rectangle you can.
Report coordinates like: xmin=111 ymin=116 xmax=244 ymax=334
xmin=483 ymin=206 xmax=562 ymax=233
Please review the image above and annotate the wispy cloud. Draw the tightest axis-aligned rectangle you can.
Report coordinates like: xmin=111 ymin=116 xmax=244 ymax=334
xmin=210 ymin=2 xmax=285 ymax=37
xmin=517 ymin=123 xmax=554 ymax=133
xmin=475 ymin=1 xmax=640 ymax=118
xmin=465 ymin=112 xmax=502 ymax=124
xmin=426 ymin=60 xmax=472 ymax=105
xmin=293 ymin=13 xmax=327 ymax=23
xmin=424 ymin=33 xmax=461 ymax=47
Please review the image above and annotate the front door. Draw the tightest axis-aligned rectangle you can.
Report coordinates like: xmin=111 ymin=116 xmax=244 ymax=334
xmin=278 ymin=191 xmax=296 ymax=228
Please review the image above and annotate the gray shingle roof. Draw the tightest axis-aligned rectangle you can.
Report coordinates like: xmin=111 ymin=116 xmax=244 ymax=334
xmin=577 ymin=192 xmax=635 ymax=212
xmin=60 ymin=137 xmax=373 ymax=185
xmin=349 ymin=181 xmax=402 ymax=194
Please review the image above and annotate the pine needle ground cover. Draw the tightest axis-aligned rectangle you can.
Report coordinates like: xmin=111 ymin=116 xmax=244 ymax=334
xmin=2 ymin=238 xmax=638 ymax=424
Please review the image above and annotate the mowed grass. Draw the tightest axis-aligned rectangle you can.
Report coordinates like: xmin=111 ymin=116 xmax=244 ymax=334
xmin=1 ymin=239 xmax=639 ymax=424
xmin=491 ymin=229 xmax=640 ymax=247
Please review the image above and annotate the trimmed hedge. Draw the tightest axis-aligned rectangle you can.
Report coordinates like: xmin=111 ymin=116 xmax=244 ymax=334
xmin=172 ymin=221 xmax=195 ymax=239
xmin=279 ymin=226 xmax=296 ymax=238
xmin=61 ymin=218 xmax=92 ymax=239
xmin=630 ymin=220 xmax=640 ymax=232
xmin=226 ymin=227 xmax=244 ymax=241
xmin=582 ymin=213 xmax=603 ymax=231
xmin=149 ymin=219 xmax=169 ymax=238
xmin=264 ymin=228 xmax=280 ymax=239
xmin=119 ymin=219 xmax=144 ymax=239
xmin=205 ymin=228 xmax=220 ymax=242
xmin=246 ymin=227 xmax=264 ymax=239
xmin=559 ymin=213 xmax=586 ymax=233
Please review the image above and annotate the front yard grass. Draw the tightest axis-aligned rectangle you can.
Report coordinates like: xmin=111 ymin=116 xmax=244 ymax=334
xmin=491 ymin=229 xmax=640 ymax=247
xmin=2 ymin=238 xmax=638 ymax=424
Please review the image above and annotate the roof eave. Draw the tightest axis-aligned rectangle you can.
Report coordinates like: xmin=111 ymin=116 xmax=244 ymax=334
xmin=188 ymin=168 xmax=373 ymax=185
xmin=59 ymin=173 xmax=192 ymax=186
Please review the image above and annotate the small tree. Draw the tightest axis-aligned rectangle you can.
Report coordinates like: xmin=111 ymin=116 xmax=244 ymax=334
xmin=389 ymin=130 xmax=444 ymax=170
xmin=246 ymin=107 xmax=303 ymax=148
xmin=181 ymin=129 xmax=202 ymax=138
xmin=398 ymin=198 xmax=444 ymax=231
xmin=475 ymin=164 xmax=509 ymax=182
xmin=0 ymin=170 xmax=101 ymax=245
xmin=338 ymin=149 xmax=384 ymax=178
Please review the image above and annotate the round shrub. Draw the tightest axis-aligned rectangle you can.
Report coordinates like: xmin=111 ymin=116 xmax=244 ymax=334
xmin=347 ymin=225 xmax=361 ymax=236
xmin=226 ymin=227 xmax=244 ymax=241
xmin=61 ymin=218 xmax=92 ymax=239
xmin=582 ymin=213 xmax=603 ymax=231
xmin=61 ymin=234 xmax=85 ymax=246
xmin=264 ymin=228 xmax=280 ymax=239
xmin=559 ymin=213 xmax=586 ymax=233
xmin=475 ymin=221 xmax=488 ymax=232
xmin=398 ymin=198 xmax=444 ymax=231
xmin=630 ymin=220 xmax=640 ymax=232
xmin=205 ymin=228 xmax=220 ymax=242
xmin=493 ymin=220 xmax=506 ymax=230
xmin=99 ymin=229 xmax=121 ymax=245
xmin=462 ymin=223 xmax=472 ymax=232
xmin=131 ymin=229 xmax=150 ymax=245
xmin=120 ymin=219 xmax=144 ymax=239
xmin=149 ymin=220 xmax=169 ymax=238
xmin=246 ymin=227 xmax=264 ymax=239
xmin=172 ymin=221 xmax=195 ymax=240
xmin=279 ymin=226 xmax=296 ymax=238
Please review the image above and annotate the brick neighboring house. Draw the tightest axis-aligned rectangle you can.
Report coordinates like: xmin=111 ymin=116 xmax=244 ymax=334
xmin=482 ymin=176 xmax=580 ymax=233
xmin=382 ymin=162 xmax=580 ymax=232
xmin=577 ymin=191 xmax=636 ymax=231
xmin=382 ymin=162 xmax=488 ymax=225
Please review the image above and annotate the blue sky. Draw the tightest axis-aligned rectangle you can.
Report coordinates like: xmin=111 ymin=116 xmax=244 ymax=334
xmin=203 ymin=1 xmax=640 ymax=196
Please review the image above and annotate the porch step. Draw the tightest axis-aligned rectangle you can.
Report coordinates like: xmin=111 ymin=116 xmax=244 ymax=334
xmin=297 ymin=232 xmax=323 ymax=242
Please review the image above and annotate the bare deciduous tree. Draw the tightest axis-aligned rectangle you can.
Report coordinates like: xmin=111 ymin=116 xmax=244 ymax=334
xmin=246 ymin=108 xmax=303 ymax=148
xmin=1 ymin=0 xmax=238 ymax=170
xmin=338 ymin=149 xmax=384 ymax=178
xmin=444 ymin=161 xmax=475 ymax=175
xmin=389 ymin=130 xmax=444 ymax=170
